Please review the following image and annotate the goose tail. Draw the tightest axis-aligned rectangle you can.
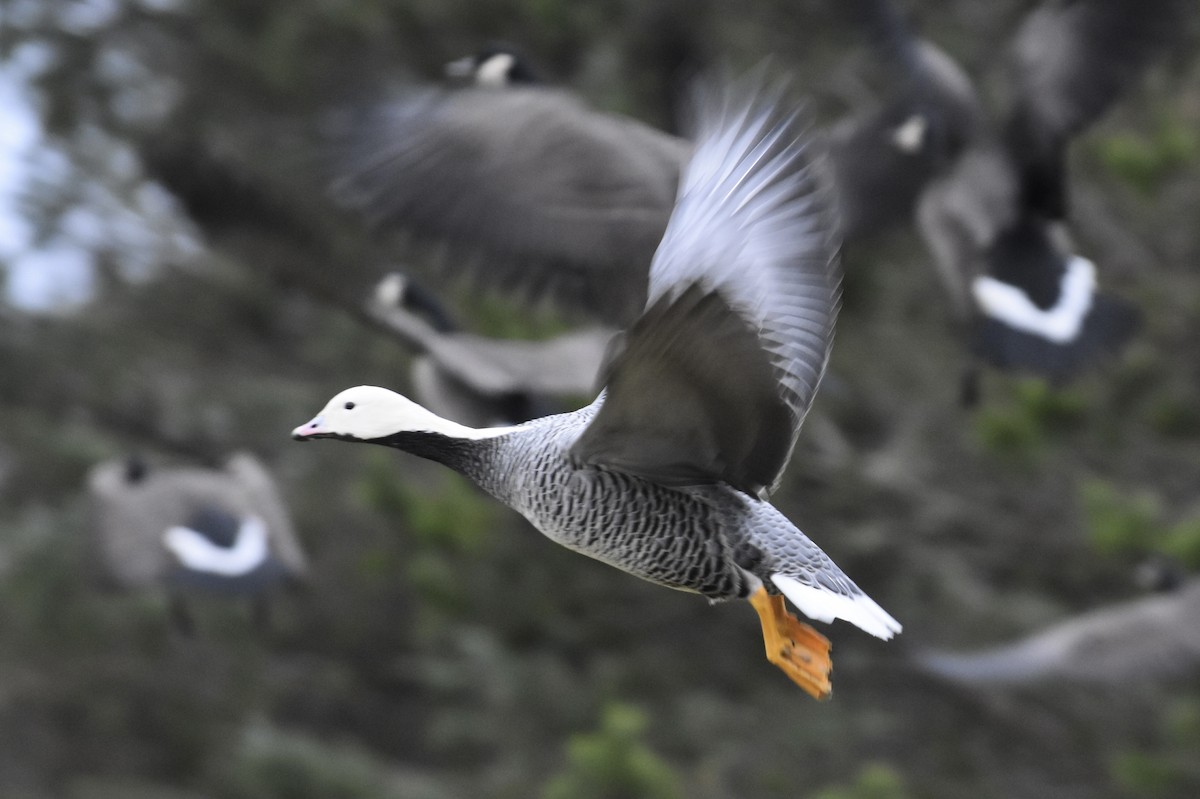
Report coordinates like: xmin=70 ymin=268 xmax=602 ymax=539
xmin=971 ymin=286 xmax=1140 ymax=381
xmin=771 ymin=573 xmax=903 ymax=640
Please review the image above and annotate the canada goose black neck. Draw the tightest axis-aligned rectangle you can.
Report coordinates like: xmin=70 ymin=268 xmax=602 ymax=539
xmin=124 ymin=455 xmax=149 ymax=483
xmin=985 ymin=220 xmax=1065 ymax=310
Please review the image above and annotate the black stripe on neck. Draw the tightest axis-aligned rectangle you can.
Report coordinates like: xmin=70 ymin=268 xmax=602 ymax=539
xmin=372 ymin=430 xmax=484 ymax=472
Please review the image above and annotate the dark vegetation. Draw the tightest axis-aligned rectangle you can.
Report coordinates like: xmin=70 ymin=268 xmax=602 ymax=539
xmin=2 ymin=0 xmax=1200 ymax=796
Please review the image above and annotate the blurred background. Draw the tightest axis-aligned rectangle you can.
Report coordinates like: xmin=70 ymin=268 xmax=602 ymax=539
xmin=2 ymin=0 xmax=1200 ymax=797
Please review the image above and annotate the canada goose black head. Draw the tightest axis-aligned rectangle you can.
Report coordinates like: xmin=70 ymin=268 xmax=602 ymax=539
xmin=374 ymin=272 xmax=459 ymax=333
xmin=444 ymin=43 xmax=544 ymax=88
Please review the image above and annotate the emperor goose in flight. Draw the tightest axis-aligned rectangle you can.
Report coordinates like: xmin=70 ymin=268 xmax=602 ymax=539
xmin=87 ymin=453 xmax=308 ymax=632
xmin=297 ymin=76 xmax=902 ymax=699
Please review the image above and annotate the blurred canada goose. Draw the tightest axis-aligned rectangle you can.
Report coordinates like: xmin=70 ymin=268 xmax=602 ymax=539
xmin=331 ymin=44 xmax=691 ymax=325
xmin=916 ymin=580 xmax=1200 ymax=686
xmin=826 ymin=0 xmax=980 ymax=240
xmin=443 ymin=41 xmax=546 ymax=87
xmin=87 ymin=453 xmax=307 ymax=632
xmin=297 ymin=76 xmax=902 ymax=699
xmin=907 ymin=0 xmax=1186 ymax=384
xmin=368 ymin=272 xmax=614 ymax=427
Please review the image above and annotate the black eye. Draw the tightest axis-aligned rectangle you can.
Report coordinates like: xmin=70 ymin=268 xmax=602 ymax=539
xmin=344 ymin=401 xmax=356 ymax=410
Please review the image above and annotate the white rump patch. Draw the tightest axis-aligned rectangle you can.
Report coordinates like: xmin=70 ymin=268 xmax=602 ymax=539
xmin=891 ymin=114 xmax=929 ymax=154
xmin=971 ymin=255 xmax=1096 ymax=343
xmin=772 ymin=573 xmax=902 ymax=640
xmin=163 ymin=515 xmax=270 ymax=577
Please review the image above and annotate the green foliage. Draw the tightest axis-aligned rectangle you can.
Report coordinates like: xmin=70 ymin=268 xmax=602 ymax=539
xmin=453 ymin=290 xmax=577 ymax=341
xmin=1096 ymin=116 xmax=1199 ymax=196
xmin=809 ymin=763 xmax=912 ymax=799
xmin=1082 ymin=480 xmax=1200 ymax=570
xmin=1110 ymin=696 xmax=1200 ymax=798
xmin=358 ymin=450 xmax=498 ymax=612
xmin=358 ymin=451 xmax=495 ymax=555
xmin=541 ymin=704 xmax=683 ymax=799
xmin=67 ymin=777 xmax=207 ymax=799
xmin=1147 ymin=394 xmax=1200 ymax=439
xmin=1158 ymin=516 xmax=1200 ymax=570
xmin=1081 ymin=479 xmax=1162 ymax=557
xmin=216 ymin=725 xmax=414 ymax=799
xmin=1112 ymin=751 xmax=1189 ymax=799
xmin=975 ymin=379 xmax=1088 ymax=459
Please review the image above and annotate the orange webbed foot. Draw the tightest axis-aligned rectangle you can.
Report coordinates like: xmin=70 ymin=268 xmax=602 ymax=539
xmin=750 ymin=585 xmax=832 ymax=700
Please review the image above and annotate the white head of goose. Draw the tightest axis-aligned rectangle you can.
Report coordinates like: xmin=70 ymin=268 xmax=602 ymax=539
xmin=298 ymin=74 xmax=902 ymax=699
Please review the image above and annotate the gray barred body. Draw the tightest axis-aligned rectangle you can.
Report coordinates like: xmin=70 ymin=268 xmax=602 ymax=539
xmin=451 ymin=400 xmax=858 ymax=608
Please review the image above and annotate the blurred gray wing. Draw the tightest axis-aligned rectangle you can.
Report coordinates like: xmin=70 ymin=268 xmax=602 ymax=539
xmin=917 ymin=582 xmax=1200 ymax=685
xmin=87 ymin=460 xmax=172 ymax=587
xmin=572 ymin=78 xmax=842 ymax=498
xmin=424 ymin=329 xmax=612 ymax=397
xmin=333 ymin=87 xmax=690 ymax=324
xmin=225 ymin=453 xmax=308 ymax=575
xmin=915 ymin=145 xmax=1020 ymax=316
xmin=366 ymin=293 xmax=611 ymax=396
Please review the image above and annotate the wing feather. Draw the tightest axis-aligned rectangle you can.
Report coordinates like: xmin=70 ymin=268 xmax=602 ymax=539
xmin=332 ymin=87 xmax=689 ymax=323
xmin=573 ymin=75 xmax=841 ymax=497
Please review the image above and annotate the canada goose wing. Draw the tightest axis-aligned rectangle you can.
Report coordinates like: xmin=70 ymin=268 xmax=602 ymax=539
xmin=915 ymin=146 xmax=1021 ymax=317
xmin=334 ymin=87 xmax=690 ymax=324
xmin=365 ymin=290 xmax=611 ymax=396
xmin=917 ymin=582 xmax=1200 ymax=685
xmin=424 ymin=328 xmax=614 ymax=397
xmin=88 ymin=459 xmax=172 ymax=586
xmin=572 ymin=76 xmax=841 ymax=498
xmin=224 ymin=453 xmax=307 ymax=574
xmin=1004 ymin=0 xmax=1188 ymax=217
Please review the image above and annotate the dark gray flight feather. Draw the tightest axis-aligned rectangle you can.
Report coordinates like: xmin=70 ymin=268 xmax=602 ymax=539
xmin=573 ymin=76 xmax=841 ymax=499
xmin=333 ymin=87 xmax=690 ymax=324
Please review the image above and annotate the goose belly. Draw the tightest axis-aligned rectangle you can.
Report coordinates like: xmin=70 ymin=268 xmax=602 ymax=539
xmin=510 ymin=464 xmax=749 ymax=599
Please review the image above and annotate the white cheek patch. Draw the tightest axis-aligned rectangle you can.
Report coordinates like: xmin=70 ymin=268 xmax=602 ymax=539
xmin=891 ymin=114 xmax=929 ymax=154
xmin=163 ymin=515 xmax=270 ymax=577
xmin=476 ymin=53 xmax=516 ymax=87
xmin=972 ymin=256 xmax=1096 ymax=343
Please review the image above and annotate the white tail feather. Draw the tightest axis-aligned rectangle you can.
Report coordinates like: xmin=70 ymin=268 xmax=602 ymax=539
xmin=771 ymin=573 xmax=902 ymax=640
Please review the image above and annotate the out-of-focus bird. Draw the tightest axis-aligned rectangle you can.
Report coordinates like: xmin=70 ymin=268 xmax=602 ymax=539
xmin=368 ymin=272 xmax=613 ymax=427
xmin=87 ymin=453 xmax=307 ymax=633
xmin=443 ymin=40 xmax=547 ymax=87
xmin=826 ymin=0 xmax=980 ymax=241
xmin=915 ymin=580 xmax=1200 ymax=686
xmin=297 ymin=76 xmax=901 ymax=699
xmin=331 ymin=43 xmax=691 ymax=326
xmin=901 ymin=0 xmax=1185 ymax=386
xmin=336 ymin=9 xmax=1179 ymax=397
